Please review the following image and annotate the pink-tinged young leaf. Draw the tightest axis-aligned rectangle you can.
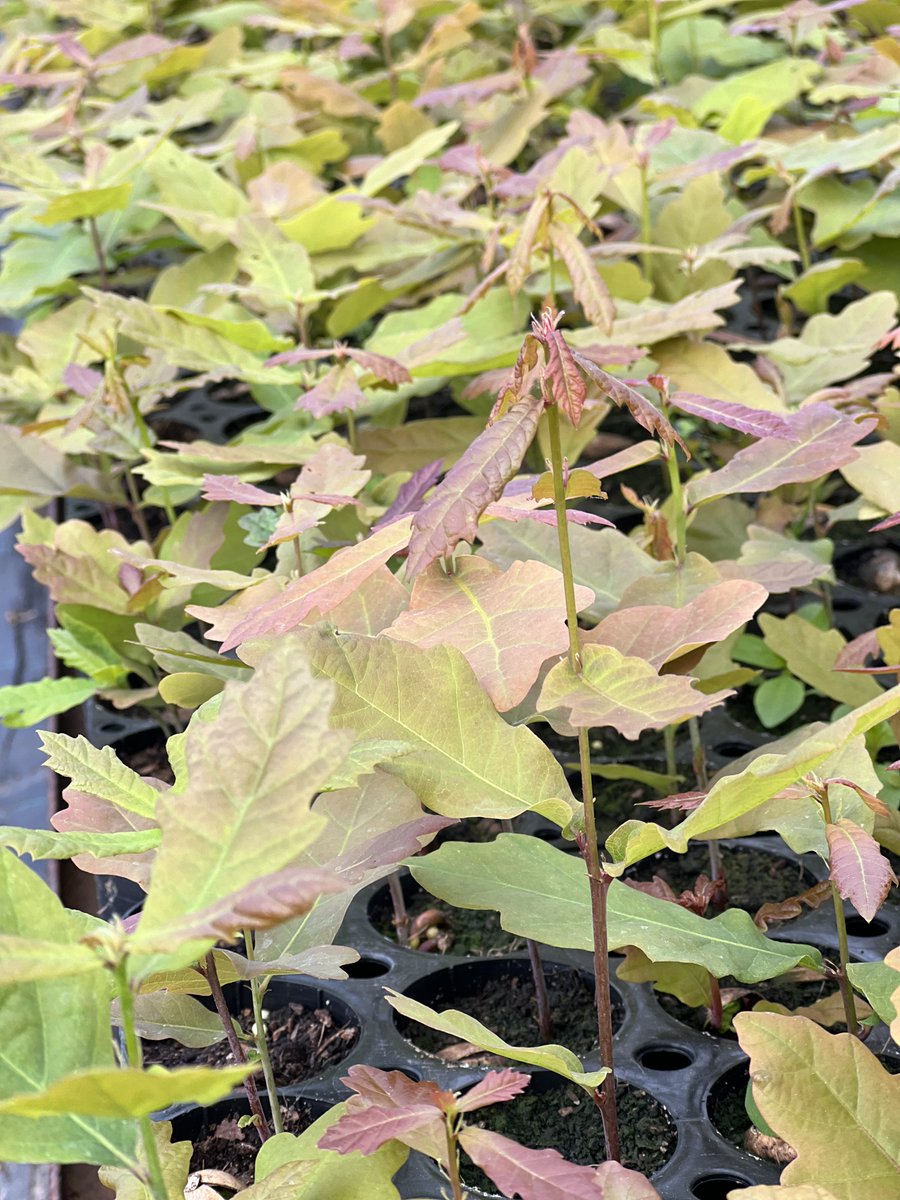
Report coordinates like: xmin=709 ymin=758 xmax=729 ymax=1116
xmin=346 ymin=347 xmax=412 ymax=386
xmin=507 ymin=193 xmax=550 ymax=293
xmin=826 ymin=778 xmax=892 ymax=819
xmin=484 ymin=504 xmax=614 ymax=528
xmin=51 ymin=788 xmax=158 ymax=887
xmin=458 ymin=1127 xmax=600 ymax=1200
xmin=835 ymin=630 xmax=897 ymax=675
xmin=373 ymin=460 xmax=444 ymax=531
xmin=318 ymin=1104 xmax=446 ymax=1156
xmin=62 ymin=363 xmax=103 ymax=398
xmin=296 ymin=363 xmax=367 ymax=418
xmin=826 ymin=819 xmax=897 ymax=922
xmin=584 ymin=580 xmax=767 ymax=670
xmin=131 ymin=866 xmax=346 ymax=951
xmin=669 ymin=392 xmax=794 ymax=439
xmin=638 ymin=791 xmax=707 ymax=812
xmin=305 ymin=565 xmax=410 ymax=635
xmin=456 ymin=1069 xmax=530 ymax=1113
xmin=549 ymin=223 xmax=615 ymax=334
xmin=593 ymin=1161 xmax=662 ymax=1199
xmin=532 ymin=310 xmax=587 ymax=427
xmin=340 ymin=1065 xmax=453 ymax=1113
xmin=219 ymin=518 xmax=412 ymax=650
xmin=570 ymin=354 xmax=685 ymax=450
xmin=685 ymin=404 xmax=879 ymax=507
xmin=291 ymin=443 xmax=370 ymax=504
xmin=491 ymin=334 xmax=542 ymax=420
xmin=266 ymin=346 xmax=332 ymax=367
xmin=201 ymin=474 xmax=283 ymax=506
xmin=538 ymin=644 xmax=729 ymax=739
xmin=385 ymin=557 xmax=594 ymax=711
xmin=406 ymin=397 xmax=543 ymax=580
xmin=871 ymin=512 xmax=900 ymax=532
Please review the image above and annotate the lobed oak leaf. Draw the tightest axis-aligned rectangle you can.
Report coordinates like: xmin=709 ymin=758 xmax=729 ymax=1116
xmin=458 ymin=1127 xmax=603 ymax=1200
xmin=825 ymin=819 xmax=897 ymax=923
xmin=456 ymin=1069 xmax=530 ymax=1113
xmin=345 ymin=347 xmax=412 ymax=385
xmin=201 ymin=474 xmax=283 ymax=506
xmin=340 ymin=1065 xmax=453 ymax=1113
xmin=317 ymin=1104 xmax=445 ymax=1157
xmin=406 ymin=396 xmax=543 ymax=579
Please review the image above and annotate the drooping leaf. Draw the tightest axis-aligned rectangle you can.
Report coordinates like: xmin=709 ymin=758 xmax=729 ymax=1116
xmin=570 ymin=355 xmax=682 ymax=449
xmin=385 ymin=557 xmax=594 ymax=711
xmin=459 ymin=1127 xmax=601 ymax=1200
xmin=406 ymin=396 xmax=543 ymax=579
xmin=216 ymin=518 xmax=412 ymax=651
xmin=137 ymin=637 xmax=352 ymax=939
xmin=280 ymin=628 xmax=576 ymax=824
xmin=124 ymin=992 xmax=226 ymax=1048
xmin=549 ymin=222 xmax=615 ymax=334
xmin=735 ymin=1013 xmax=900 ymax=1200
xmin=537 ymin=644 xmax=729 ymax=738
xmin=669 ymin=392 xmax=793 ymax=439
xmin=685 ymin=405 xmax=878 ymax=507
xmin=408 ymin=836 xmax=824 ymax=983
xmin=583 ymin=580 xmax=767 ymax=670
xmin=507 ymin=192 xmax=549 ymax=293
xmin=0 ymin=1065 xmax=254 ymax=1119
xmin=826 ymin=820 xmax=897 ymax=923
xmin=39 ymin=734 xmax=164 ymax=819
xmin=845 ymin=961 xmax=900 ymax=1026
xmin=0 ymin=852 xmax=135 ymax=1166
xmin=385 ymin=989 xmax=608 ymax=1091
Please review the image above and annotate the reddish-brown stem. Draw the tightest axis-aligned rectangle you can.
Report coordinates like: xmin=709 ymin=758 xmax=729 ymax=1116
xmin=388 ymin=872 xmax=410 ymax=947
xmin=87 ymin=216 xmax=110 ymax=289
xmin=203 ymin=952 xmax=272 ymax=1142
xmin=708 ymin=973 xmax=723 ymax=1032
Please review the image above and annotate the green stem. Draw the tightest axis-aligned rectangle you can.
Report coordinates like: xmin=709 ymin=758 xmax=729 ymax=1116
xmin=244 ymin=932 xmax=283 ymax=1136
xmin=819 ymin=789 xmax=859 ymax=1035
xmin=793 ymin=200 xmax=811 ymax=273
xmin=445 ymin=1117 xmax=464 ymax=1200
xmin=639 ymin=164 xmax=652 ymax=280
xmin=647 ymin=0 xmax=660 ymax=73
xmin=547 ymin=404 xmax=620 ymax=1162
xmin=664 ymin=439 xmax=687 ymax=563
xmin=113 ymin=961 xmax=171 ymax=1200
xmin=345 ymin=408 xmax=357 ymax=454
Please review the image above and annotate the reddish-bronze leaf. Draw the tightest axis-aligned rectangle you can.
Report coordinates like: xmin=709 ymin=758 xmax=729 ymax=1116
xmin=507 ymin=192 xmax=549 ymax=293
xmin=826 ymin=818 xmax=898 ymax=922
xmin=549 ymin=222 xmax=615 ymax=334
xmin=385 ymin=557 xmax=594 ymax=711
xmin=202 ymin=474 xmax=283 ymax=506
xmin=296 ymin=362 xmax=367 ymax=418
xmin=532 ymin=310 xmax=587 ymax=427
xmin=490 ymin=333 xmax=541 ymax=421
xmin=372 ymin=459 xmax=443 ymax=531
xmin=133 ymin=866 xmax=345 ymax=949
xmin=871 ymin=511 xmax=900 ymax=532
xmin=406 ymin=396 xmax=543 ymax=579
xmin=669 ymin=392 xmax=793 ymax=440
xmin=835 ymin=630 xmax=897 ymax=676
xmin=318 ymin=1104 xmax=446 ymax=1156
xmin=754 ymin=880 xmax=832 ymax=931
xmin=458 ymin=1127 xmax=600 ymax=1200
xmin=456 ymin=1070 xmax=530 ymax=1113
xmin=346 ymin=347 xmax=412 ymax=386
xmin=219 ymin=518 xmax=412 ymax=650
xmin=340 ymin=1064 xmax=453 ymax=1113
xmin=571 ymin=353 xmax=685 ymax=450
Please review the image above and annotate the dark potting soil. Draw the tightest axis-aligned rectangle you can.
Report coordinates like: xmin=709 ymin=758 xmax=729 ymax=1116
xmin=120 ymin=738 xmax=175 ymax=786
xmin=594 ymin=779 xmax=657 ymax=841
xmin=188 ymin=1099 xmax=315 ymax=1185
xmin=460 ymin=1082 xmax=676 ymax=1193
xmin=143 ymin=1002 xmax=359 ymax=1085
xmin=370 ymin=882 xmax=523 ymax=956
xmin=401 ymin=966 xmax=620 ymax=1059
xmin=627 ymin=845 xmax=816 ymax=915
xmin=728 ymin=687 xmax=837 ymax=737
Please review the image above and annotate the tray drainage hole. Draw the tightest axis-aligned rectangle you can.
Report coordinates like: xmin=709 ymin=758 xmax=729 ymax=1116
xmin=691 ymin=1173 xmax=754 ymax=1199
xmin=636 ymin=1044 xmax=693 ymax=1071
xmin=712 ymin=741 xmax=755 ymax=759
xmin=845 ymin=915 xmax=889 ymax=938
xmin=342 ymin=956 xmax=391 ymax=978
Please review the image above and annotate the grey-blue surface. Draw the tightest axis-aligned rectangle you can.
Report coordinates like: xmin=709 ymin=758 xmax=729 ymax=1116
xmin=0 ymin=521 xmax=53 ymax=877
